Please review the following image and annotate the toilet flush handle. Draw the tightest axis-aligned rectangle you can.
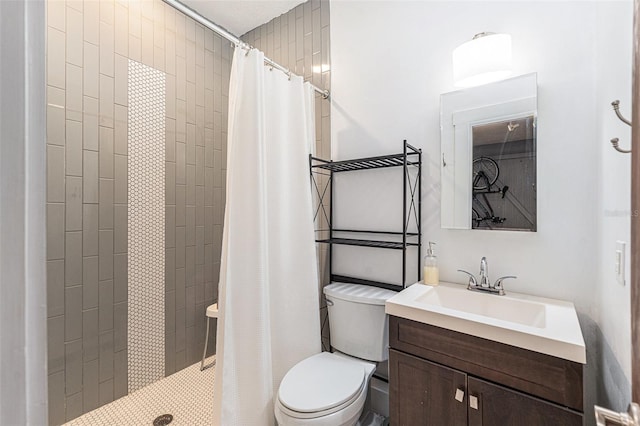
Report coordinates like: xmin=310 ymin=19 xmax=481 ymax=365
xmin=326 ymin=299 xmax=334 ymax=306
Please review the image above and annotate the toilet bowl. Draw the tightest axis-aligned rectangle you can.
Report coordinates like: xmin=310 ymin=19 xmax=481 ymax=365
xmin=275 ymin=283 xmax=397 ymax=426
xmin=274 ymin=352 xmax=375 ymax=426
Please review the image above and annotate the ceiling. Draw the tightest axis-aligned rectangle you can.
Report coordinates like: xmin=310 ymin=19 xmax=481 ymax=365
xmin=180 ymin=0 xmax=306 ymax=37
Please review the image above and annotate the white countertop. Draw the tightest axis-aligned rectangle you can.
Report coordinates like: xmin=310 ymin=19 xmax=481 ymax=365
xmin=385 ymin=281 xmax=586 ymax=364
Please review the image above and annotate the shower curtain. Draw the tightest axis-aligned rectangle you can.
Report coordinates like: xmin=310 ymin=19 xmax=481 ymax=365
xmin=212 ymin=48 xmax=321 ymax=425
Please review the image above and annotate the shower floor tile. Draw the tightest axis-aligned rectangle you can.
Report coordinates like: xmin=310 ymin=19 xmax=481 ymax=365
xmin=65 ymin=357 xmax=216 ymax=426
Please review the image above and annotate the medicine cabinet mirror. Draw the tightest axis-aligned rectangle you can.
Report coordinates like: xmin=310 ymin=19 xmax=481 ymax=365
xmin=440 ymin=72 xmax=537 ymax=231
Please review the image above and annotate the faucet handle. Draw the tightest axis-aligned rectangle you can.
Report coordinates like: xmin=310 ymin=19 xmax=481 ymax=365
xmin=457 ymin=269 xmax=478 ymax=288
xmin=494 ymin=276 xmax=517 ymax=295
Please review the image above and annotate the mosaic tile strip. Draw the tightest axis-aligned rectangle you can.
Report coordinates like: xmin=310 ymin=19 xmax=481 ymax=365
xmin=127 ymin=60 xmax=166 ymax=393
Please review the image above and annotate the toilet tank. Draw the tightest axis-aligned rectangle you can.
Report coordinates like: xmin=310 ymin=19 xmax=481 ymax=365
xmin=323 ymin=283 xmax=398 ymax=362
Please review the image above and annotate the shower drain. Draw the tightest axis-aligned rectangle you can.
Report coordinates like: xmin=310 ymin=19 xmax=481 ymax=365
xmin=153 ymin=414 xmax=173 ymax=426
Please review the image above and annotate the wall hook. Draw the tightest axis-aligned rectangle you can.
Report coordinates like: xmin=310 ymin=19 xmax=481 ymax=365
xmin=612 ymin=100 xmax=632 ymax=126
xmin=609 ymin=100 xmax=632 ymax=154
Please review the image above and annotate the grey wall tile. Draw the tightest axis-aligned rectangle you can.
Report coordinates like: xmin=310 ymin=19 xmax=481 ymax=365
xmin=99 ymin=21 xmax=115 ymax=77
xmin=65 ymin=391 xmax=83 ymax=422
xmin=83 ymin=204 xmax=99 ymax=257
xmin=47 ymin=145 xmax=65 ymax=203
xmin=48 ymin=260 xmax=65 ymax=318
xmin=175 ymin=308 xmax=185 ymax=352
xmin=48 ymin=27 xmax=66 ymax=89
xmin=166 ymin=162 xmax=176 ymax=205
xmin=83 ymin=150 xmax=99 ymax=203
xmin=66 ymin=120 xmax=83 ymax=177
xmin=66 ymin=6 xmax=83 ymax=67
xmin=66 ymin=176 xmax=83 ymax=231
xmin=47 ymin=203 xmax=65 ymax=260
xmin=114 ymin=302 xmax=127 ymax=352
xmin=65 ymin=286 xmax=83 ymax=342
xmin=83 ymin=308 xmax=99 ymax=362
xmin=84 ymin=0 xmax=99 ymax=44
xmin=185 ymin=325 xmax=196 ymax=364
xmin=82 ymin=359 xmax=100 ymax=412
xmin=99 ymin=75 xmax=114 ymax=128
xmin=83 ymin=96 xmax=99 ymax=151
xmin=99 ymin=331 xmax=114 ymax=382
xmin=66 ymin=64 xmax=83 ymax=122
xmin=48 ymin=315 xmax=65 ymax=374
xmin=176 ymin=267 xmax=185 ymax=310
xmin=114 ymin=54 xmax=128 ymax=106
xmin=166 ymin=206 xmax=176 ymax=248
xmin=99 ymin=179 xmax=114 ymax=229
xmin=114 ymin=350 xmax=127 ymax=399
xmin=114 ymin=105 xmax=127 ymax=155
xmin=47 ymin=0 xmax=65 ymax=31
xmin=47 ymin=86 xmax=66 ymax=146
xmin=99 ymin=229 xmax=114 ymax=280
xmin=48 ymin=371 xmax=66 ymax=426
xmin=176 ymin=185 xmax=186 ymax=226
xmin=113 ymin=253 xmax=127 ymax=303
xmin=114 ymin=154 xmax=127 ymax=204
xmin=84 ymin=42 xmax=99 ymax=98
xmin=99 ymin=280 xmax=114 ymax=332
xmin=98 ymin=379 xmax=114 ymax=406
xmin=65 ymin=339 xmax=83 ymax=396
xmin=176 ymin=143 xmax=186 ymax=184
xmin=114 ymin=4 xmax=128 ymax=56
xmin=185 ymin=285 xmax=195 ymax=328
xmin=114 ymin=204 xmax=127 ymax=254
xmin=166 ymin=248 xmax=176 ymax=292
xmin=99 ymin=127 xmax=114 ymax=178
xmin=83 ymin=256 xmax=99 ymax=309
xmin=176 ymin=226 xmax=186 ymax=268
xmin=65 ymin=231 xmax=82 ymax=286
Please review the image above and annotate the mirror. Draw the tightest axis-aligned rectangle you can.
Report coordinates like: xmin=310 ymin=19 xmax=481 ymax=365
xmin=440 ymin=73 xmax=537 ymax=231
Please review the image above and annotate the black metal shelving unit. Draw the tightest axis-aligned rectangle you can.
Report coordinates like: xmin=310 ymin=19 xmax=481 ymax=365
xmin=310 ymin=140 xmax=422 ymax=291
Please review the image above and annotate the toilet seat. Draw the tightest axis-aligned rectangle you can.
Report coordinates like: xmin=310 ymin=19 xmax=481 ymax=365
xmin=277 ymin=352 xmax=367 ymax=419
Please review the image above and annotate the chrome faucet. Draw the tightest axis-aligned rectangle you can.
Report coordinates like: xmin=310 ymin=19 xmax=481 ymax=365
xmin=458 ymin=257 xmax=517 ymax=296
xmin=479 ymin=257 xmax=490 ymax=288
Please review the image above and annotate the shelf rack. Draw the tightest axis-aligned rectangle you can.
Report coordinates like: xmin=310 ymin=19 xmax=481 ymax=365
xmin=310 ymin=140 xmax=422 ymax=291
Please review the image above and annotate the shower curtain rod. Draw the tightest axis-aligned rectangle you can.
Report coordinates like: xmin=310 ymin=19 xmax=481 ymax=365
xmin=162 ymin=0 xmax=330 ymax=99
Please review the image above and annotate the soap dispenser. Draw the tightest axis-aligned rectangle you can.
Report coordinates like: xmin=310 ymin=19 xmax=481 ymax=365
xmin=423 ymin=241 xmax=439 ymax=286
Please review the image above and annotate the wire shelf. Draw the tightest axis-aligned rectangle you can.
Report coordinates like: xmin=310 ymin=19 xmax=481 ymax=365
xmin=316 ymin=238 xmax=419 ymax=250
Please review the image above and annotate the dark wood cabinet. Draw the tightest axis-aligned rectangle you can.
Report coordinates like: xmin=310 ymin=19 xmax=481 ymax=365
xmin=467 ymin=377 xmax=582 ymax=426
xmin=389 ymin=316 xmax=584 ymax=426
xmin=390 ymin=349 xmax=467 ymax=426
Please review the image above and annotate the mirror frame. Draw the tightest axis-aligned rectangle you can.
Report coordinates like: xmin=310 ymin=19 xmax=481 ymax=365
xmin=440 ymin=72 xmax=538 ymax=230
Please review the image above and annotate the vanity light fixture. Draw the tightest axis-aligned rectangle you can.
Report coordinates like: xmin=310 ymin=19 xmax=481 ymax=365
xmin=453 ymin=32 xmax=512 ymax=88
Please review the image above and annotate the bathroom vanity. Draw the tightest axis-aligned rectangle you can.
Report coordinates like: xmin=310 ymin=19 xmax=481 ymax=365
xmin=385 ymin=282 xmax=586 ymax=425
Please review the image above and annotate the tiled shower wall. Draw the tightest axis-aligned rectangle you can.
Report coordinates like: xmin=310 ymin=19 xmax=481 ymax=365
xmin=45 ymin=0 xmax=231 ymax=423
xmin=241 ymin=0 xmax=332 ymax=350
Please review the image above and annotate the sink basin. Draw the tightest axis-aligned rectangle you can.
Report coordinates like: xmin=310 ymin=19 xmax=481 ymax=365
xmin=385 ymin=282 xmax=586 ymax=363
xmin=416 ymin=285 xmax=546 ymax=328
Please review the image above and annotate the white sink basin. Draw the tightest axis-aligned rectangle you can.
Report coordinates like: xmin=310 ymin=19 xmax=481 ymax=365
xmin=385 ymin=282 xmax=586 ymax=363
xmin=416 ymin=285 xmax=547 ymax=328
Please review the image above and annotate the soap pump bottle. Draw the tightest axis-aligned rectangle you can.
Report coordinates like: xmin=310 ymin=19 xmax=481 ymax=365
xmin=423 ymin=242 xmax=439 ymax=286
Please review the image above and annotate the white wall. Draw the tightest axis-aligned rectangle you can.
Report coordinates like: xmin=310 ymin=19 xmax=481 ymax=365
xmin=595 ymin=0 xmax=633 ymax=405
xmin=330 ymin=0 xmax=632 ymax=410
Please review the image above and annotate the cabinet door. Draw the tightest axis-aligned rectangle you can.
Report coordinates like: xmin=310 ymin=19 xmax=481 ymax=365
xmin=467 ymin=377 xmax=583 ymax=426
xmin=390 ymin=349 xmax=467 ymax=426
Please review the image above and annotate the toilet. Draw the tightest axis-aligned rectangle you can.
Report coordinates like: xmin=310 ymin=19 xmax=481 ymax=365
xmin=275 ymin=282 xmax=397 ymax=426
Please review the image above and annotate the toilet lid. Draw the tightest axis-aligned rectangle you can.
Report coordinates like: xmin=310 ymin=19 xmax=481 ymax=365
xmin=278 ymin=352 xmax=365 ymax=414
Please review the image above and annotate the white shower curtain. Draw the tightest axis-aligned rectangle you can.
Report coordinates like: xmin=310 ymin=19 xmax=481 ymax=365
xmin=212 ymin=48 xmax=321 ymax=425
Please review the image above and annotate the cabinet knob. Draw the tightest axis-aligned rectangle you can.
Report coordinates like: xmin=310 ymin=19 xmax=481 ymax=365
xmin=455 ymin=388 xmax=465 ymax=402
xmin=470 ymin=395 xmax=479 ymax=410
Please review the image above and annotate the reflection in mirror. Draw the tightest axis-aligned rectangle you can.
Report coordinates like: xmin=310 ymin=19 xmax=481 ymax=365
xmin=440 ymin=72 xmax=537 ymax=231
xmin=472 ymin=116 xmax=536 ymax=230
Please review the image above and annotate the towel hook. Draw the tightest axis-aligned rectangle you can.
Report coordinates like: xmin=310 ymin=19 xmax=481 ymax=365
xmin=612 ymin=100 xmax=632 ymax=126
xmin=609 ymin=100 xmax=632 ymax=154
